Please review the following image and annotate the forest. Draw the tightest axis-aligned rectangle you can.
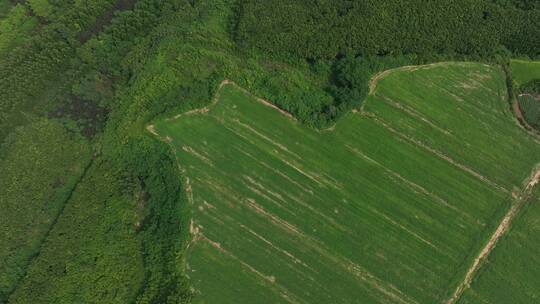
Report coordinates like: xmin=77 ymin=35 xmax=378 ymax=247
xmin=0 ymin=0 xmax=539 ymax=303
xmin=234 ymin=0 xmax=539 ymax=60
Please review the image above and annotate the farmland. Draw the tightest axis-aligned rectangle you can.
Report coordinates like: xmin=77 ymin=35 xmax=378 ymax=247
xmin=151 ymin=63 xmax=540 ymax=303
xmin=511 ymin=60 xmax=540 ymax=87
xmin=457 ymin=184 xmax=540 ymax=304
xmin=453 ymin=60 xmax=540 ymax=304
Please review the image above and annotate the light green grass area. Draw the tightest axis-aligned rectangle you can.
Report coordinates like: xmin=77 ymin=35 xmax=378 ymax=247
xmin=153 ymin=63 xmax=540 ymax=303
xmin=458 ymin=187 xmax=540 ymax=304
xmin=510 ymin=60 xmax=540 ymax=87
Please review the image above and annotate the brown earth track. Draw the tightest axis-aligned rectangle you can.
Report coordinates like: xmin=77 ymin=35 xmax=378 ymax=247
xmin=511 ymin=95 xmax=540 ymax=143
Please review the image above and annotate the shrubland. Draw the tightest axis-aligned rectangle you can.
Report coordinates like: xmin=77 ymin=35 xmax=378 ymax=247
xmin=0 ymin=120 xmax=91 ymax=301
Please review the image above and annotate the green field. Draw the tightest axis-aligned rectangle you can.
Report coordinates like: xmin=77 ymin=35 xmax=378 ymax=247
xmin=454 ymin=60 xmax=540 ymax=304
xmin=458 ymin=187 xmax=540 ymax=304
xmin=152 ymin=63 xmax=540 ymax=303
xmin=511 ymin=60 xmax=540 ymax=87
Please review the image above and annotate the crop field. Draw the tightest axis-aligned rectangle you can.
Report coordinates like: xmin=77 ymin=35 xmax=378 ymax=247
xmin=457 ymin=186 xmax=540 ymax=304
xmin=151 ymin=63 xmax=540 ymax=303
xmin=453 ymin=60 xmax=540 ymax=304
xmin=511 ymin=60 xmax=540 ymax=87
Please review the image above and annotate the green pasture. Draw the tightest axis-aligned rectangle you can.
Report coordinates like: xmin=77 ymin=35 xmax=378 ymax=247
xmin=458 ymin=187 xmax=540 ymax=304
xmin=510 ymin=60 xmax=540 ymax=87
xmin=152 ymin=63 xmax=540 ymax=303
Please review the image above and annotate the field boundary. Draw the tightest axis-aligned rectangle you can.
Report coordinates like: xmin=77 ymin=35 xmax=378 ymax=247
xmin=367 ymin=62 xmax=488 ymax=95
xmin=512 ymin=94 xmax=540 ymax=142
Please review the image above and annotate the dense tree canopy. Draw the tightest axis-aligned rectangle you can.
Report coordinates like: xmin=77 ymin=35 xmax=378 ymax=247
xmin=234 ymin=0 xmax=539 ymax=60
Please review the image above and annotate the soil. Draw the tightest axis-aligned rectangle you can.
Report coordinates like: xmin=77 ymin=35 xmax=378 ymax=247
xmin=512 ymin=95 xmax=540 ymax=141
xmin=49 ymin=94 xmax=108 ymax=138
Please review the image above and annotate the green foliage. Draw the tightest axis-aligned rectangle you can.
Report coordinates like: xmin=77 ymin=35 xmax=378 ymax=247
xmin=0 ymin=0 xmax=120 ymax=141
xmin=0 ymin=119 xmax=91 ymax=302
xmin=8 ymin=161 xmax=145 ymax=304
xmin=518 ymin=95 xmax=540 ymax=129
xmin=106 ymin=135 xmax=193 ymax=304
xmin=234 ymin=0 xmax=539 ymax=60
xmin=519 ymin=79 xmax=540 ymax=95
xmin=0 ymin=5 xmax=38 ymax=54
xmin=232 ymin=0 xmax=539 ymax=127
xmin=27 ymin=0 xmax=53 ymax=18
xmin=0 ymin=0 xmax=12 ymax=18
xmin=326 ymin=54 xmax=418 ymax=121
xmin=511 ymin=60 xmax=540 ymax=130
xmin=1 ymin=0 xmax=195 ymax=302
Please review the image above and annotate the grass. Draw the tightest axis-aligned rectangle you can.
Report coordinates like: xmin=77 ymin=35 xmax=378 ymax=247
xmin=453 ymin=59 xmax=540 ymax=303
xmin=457 ymin=186 xmax=540 ymax=304
xmin=510 ymin=60 xmax=540 ymax=87
xmin=152 ymin=62 xmax=540 ymax=303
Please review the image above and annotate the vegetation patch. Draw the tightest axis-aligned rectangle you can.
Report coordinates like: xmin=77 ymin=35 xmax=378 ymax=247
xmin=512 ymin=60 xmax=540 ymax=131
xmin=0 ymin=120 xmax=91 ymax=302
xmin=518 ymin=94 xmax=540 ymax=130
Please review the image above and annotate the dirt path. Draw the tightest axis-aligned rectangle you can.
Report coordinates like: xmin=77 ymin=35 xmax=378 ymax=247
xmin=368 ymin=62 xmax=466 ymax=95
xmin=445 ymin=164 xmax=540 ymax=304
xmin=513 ymin=98 xmax=526 ymax=122
xmin=511 ymin=95 xmax=540 ymax=143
